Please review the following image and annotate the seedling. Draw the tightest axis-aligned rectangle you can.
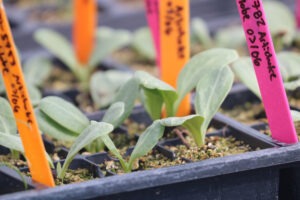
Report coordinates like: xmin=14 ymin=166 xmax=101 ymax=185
xmin=34 ymin=27 xmax=132 ymax=108
xmin=112 ymin=48 xmax=238 ymax=146
xmin=36 ymin=96 xmax=127 ymax=152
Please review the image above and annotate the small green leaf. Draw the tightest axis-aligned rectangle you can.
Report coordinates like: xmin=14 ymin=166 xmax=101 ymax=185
xmin=102 ymin=102 xmax=125 ymax=128
xmin=0 ymin=131 xmax=24 ymax=152
xmin=113 ymin=77 xmax=140 ymax=127
xmin=89 ymin=27 xmax=131 ymax=68
xmin=284 ymin=79 xmax=300 ymax=91
xmin=176 ymin=48 xmax=238 ymax=110
xmin=160 ymin=115 xmax=204 ymax=146
xmin=291 ymin=110 xmax=300 ymax=122
xmin=128 ymin=120 xmax=164 ymax=170
xmin=34 ymin=29 xmax=78 ymax=72
xmin=132 ymin=27 xmax=156 ymax=61
xmin=191 ymin=18 xmax=212 ymax=48
xmin=215 ymin=26 xmax=245 ymax=49
xmin=142 ymin=88 xmax=163 ymax=120
xmin=27 ymin=85 xmax=42 ymax=107
xmin=58 ymin=121 xmax=113 ymax=179
xmin=195 ymin=66 xmax=234 ymax=138
xmin=232 ymin=57 xmax=261 ymax=98
xmin=39 ymin=97 xmax=89 ymax=134
xmin=35 ymin=109 xmax=77 ymax=141
xmin=264 ymin=1 xmax=295 ymax=46
xmin=90 ymin=70 xmax=132 ymax=109
xmin=278 ymin=52 xmax=300 ymax=80
xmin=23 ymin=56 xmax=52 ymax=87
xmin=100 ymin=134 xmax=128 ymax=171
xmin=135 ymin=71 xmax=177 ymax=118
xmin=0 ymin=97 xmax=17 ymax=135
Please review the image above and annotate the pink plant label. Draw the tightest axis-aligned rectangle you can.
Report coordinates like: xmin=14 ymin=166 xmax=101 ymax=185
xmin=236 ymin=0 xmax=298 ymax=144
xmin=144 ymin=0 xmax=160 ymax=69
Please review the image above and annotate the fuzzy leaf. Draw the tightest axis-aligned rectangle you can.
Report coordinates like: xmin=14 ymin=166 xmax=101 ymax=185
xmin=284 ymin=79 xmax=300 ymax=91
xmin=34 ymin=29 xmax=77 ymax=72
xmin=39 ymin=97 xmax=89 ymax=134
xmin=89 ymin=27 xmax=131 ymax=68
xmin=232 ymin=57 xmax=261 ymax=98
xmin=113 ymin=77 xmax=140 ymax=127
xmin=102 ymin=102 xmax=125 ymax=128
xmin=278 ymin=52 xmax=300 ymax=80
xmin=264 ymin=1 xmax=295 ymax=45
xmin=160 ymin=115 xmax=204 ymax=146
xmin=135 ymin=71 xmax=177 ymax=118
xmin=100 ymin=134 xmax=127 ymax=171
xmin=128 ymin=120 xmax=164 ymax=169
xmin=59 ymin=121 xmax=113 ymax=179
xmin=28 ymin=85 xmax=42 ymax=107
xmin=23 ymin=56 xmax=52 ymax=87
xmin=195 ymin=66 xmax=234 ymax=136
xmin=191 ymin=18 xmax=212 ymax=48
xmin=142 ymin=88 xmax=163 ymax=120
xmin=176 ymin=48 xmax=238 ymax=110
xmin=291 ymin=110 xmax=300 ymax=122
xmin=90 ymin=70 xmax=132 ymax=109
xmin=132 ymin=27 xmax=155 ymax=61
xmin=0 ymin=131 xmax=23 ymax=152
xmin=36 ymin=109 xmax=77 ymax=141
xmin=0 ymin=97 xmax=17 ymax=135
xmin=215 ymin=26 xmax=245 ymax=49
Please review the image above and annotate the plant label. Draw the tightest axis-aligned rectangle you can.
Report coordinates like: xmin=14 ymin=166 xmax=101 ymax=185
xmin=0 ymin=1 xmax=55 ymax=186
xmin=297 ymin=0 xmax=300 ymax=28
xmin=73 ymin=0 xmax=96 ymax=65
xmin=159 ymin=0 xmax=190 ymax=117
xmin=145 ymin=0 xmax=161 ymax=69
xmin=236 ymin=0 xmax=298 ymax=143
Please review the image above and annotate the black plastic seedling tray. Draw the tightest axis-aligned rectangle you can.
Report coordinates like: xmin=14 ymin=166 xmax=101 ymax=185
xmin=0 ymin=103 xmax=289 ymax=200
xmin=222 ymin=83 xmax=300 ymax=200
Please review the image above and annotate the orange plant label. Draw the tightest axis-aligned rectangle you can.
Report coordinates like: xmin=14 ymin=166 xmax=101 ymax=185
xmin=159 ymin=0 xmax=190 ymax=116
xmin=0 ymin=1 xmax=55 ymax=187
xmin=73 ymin=0 xmax=97 ymax=65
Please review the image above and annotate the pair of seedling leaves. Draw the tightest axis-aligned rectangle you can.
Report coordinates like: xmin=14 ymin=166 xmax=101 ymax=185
xmin=0 ymin=48 xmax=242 ymax=179
xmin=34 ymin=48 xmax=237 ymax=176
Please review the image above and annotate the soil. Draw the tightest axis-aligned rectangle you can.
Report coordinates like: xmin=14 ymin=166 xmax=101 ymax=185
xmin=221 ymin=102 xmax=267 ymax=125
xmin=101 ymin=134 xmax=252 ymax=175
xmin=0 ymin=154 xmax=27 ymax=168
xmin=55 ymin=168 xmax=95 ymax=185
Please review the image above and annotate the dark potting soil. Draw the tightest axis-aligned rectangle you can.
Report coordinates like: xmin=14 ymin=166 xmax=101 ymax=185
xmin=0 ymin=154 xmax=27 ymax=169
xmin=101 ymin=134 xmax=252 ymax=175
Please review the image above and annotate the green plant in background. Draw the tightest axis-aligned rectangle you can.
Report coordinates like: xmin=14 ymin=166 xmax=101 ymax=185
xmin=111 ymin=48 xmax=238 ymax=146
xmin=131 ymin=27 xmax=156 ymax=62
xmin=191 ymin=1 xmax=296 ymax=53
xmin=232 ymin=53 xmax=300 ymax=97
xmin=34 ymin=27 xmax=132 ymax=109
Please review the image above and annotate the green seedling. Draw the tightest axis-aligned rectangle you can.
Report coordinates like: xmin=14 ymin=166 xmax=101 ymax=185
xmin=99 ymin=114 xmax=203 ymax=172
xmin=36 ymin=96 xmax=127 ymax=152
xmin=34 ymin=27 xmax=132 ymax=108
xmin=0 ymin=162 xmax=28 ymax=189
xmin=112 ymin=48 xmax=238 ymax=146
xmin=0 ymin=97 xmax=54 ymax=167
